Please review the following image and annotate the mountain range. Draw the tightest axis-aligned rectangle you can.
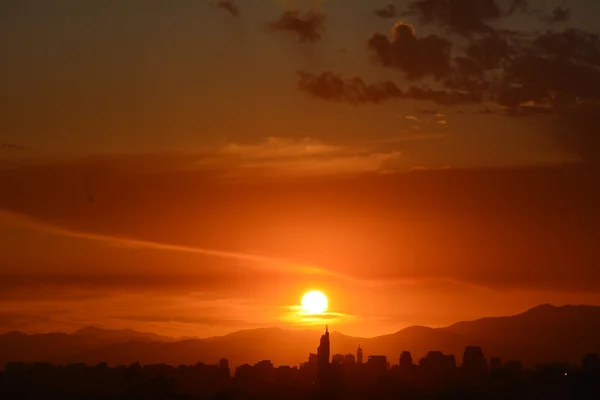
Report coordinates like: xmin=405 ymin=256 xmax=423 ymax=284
xmin=1 ymin=304 xmax=599 ymax=369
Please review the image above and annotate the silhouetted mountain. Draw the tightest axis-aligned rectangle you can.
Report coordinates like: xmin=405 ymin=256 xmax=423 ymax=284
xmin=73 ymin=326 xmax=174 ymax=343
xmin=0 ymin=327 xmax=174 ymax=367
xmin=1 ymin=305 xmax=599 ymax=368
xmin=442 ymin=304 xmax=600 ymax=365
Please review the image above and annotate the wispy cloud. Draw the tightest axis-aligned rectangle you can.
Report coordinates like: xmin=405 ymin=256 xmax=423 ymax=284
xmin=0 ymin=209 xmax=332 ymax=277
xmin=218 ymin=137 xmax=341 ymax=159
xmin=203 ymin=137 xmax=404 ymax=177
xmin=280 ymin=305 xmax=354 ymax=326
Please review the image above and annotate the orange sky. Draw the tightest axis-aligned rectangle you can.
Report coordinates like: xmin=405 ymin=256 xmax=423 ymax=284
xmin=1 ymin=0 xmax=600 ymax=338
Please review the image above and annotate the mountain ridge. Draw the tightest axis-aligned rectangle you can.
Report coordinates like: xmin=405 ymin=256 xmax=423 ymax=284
xmin=1 ymin=304 xmax=599 ymax=368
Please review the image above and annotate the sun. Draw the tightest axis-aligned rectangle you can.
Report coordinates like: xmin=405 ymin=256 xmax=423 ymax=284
xmin=301 ymin=290 xmax=328 ymax=315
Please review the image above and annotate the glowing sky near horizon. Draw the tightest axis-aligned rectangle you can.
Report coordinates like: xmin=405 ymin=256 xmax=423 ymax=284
xmin=1 ymin=0 xmax=600 ymax=338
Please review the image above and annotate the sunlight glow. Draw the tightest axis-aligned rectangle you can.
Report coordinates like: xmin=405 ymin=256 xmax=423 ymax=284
xmin=301 ymin=290 xmax=328 ymax=315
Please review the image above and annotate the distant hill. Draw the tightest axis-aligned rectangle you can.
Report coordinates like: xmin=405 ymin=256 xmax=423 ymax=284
xmin=73 ymin=326 xmax=174 ymax=343
xmin=0 ymin=327 xmax=174 ymax=366
xmin=1 ymin=305 xmax=599 ymax=368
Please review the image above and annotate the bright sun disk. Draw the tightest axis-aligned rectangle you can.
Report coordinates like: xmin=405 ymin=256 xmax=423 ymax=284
xmin=301 ymin=290 xmax=328 ymax=315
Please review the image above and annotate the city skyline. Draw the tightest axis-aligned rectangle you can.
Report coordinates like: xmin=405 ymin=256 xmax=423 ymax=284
xmin=1 ymin=303 xmax=599 ymax=370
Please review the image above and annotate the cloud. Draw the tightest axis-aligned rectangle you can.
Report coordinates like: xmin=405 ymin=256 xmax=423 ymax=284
xmin=507 ymin=0 xmax=528 ymax=15
xmin=550 ymin=7 xmax=570 ymax=22
xmin=218 ymin=136 xmax=341 ymax=159
xmin=0 ymin=286 xmax=270 ymax=336
xmin=216 ymin=0 xmax=240 ymax=17
xmin=404 ymin=85 xmax=482 ymax=105
xmin=210 ymin=136 xmax=405 ymax=177
xmin=374 ymin=133 xmax=448 ymax=143
xmin=234 ymin=150 xmax=402 ymax=177
xmin=0 ymin=209 xmax=335 ymax=278
xmin=403 ymin=0 xmax=501 ymax=36
xmin=374 ymin=4 xmax=397 ymax=19
xmin=2 ymin=156 xmax=599 ymax=292
xmin=297 ymin=71 xmax=483 ymax=106
xmin=199 ymin=136 xmax=405 ymax=177
xmin=297 ymin=71 xmax=482 ymax=105
xmin=310 ymin=8 xmax=600 ymax=164
xmin=537 ymin=6 xmax=570 ymax=23
xmin=281 ymin=306 xmax=353 ymax=326
xmin=269 ymin=10 xmax=325 ymax=43
xmin=461 ymin=33 xmax=511 ymax=73
xmin=368 ymin=23 xmax=453 ymax=79
xmin=297 ymin=71 xmax=402 ymax=104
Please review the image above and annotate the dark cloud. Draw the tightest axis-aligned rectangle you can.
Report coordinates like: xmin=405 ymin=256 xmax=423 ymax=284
xmin=404 ymin=0 xmax=501 ymax=36
xmin=368 ymin=23 xmax=453 ymax=79
xmin=374 ymin=4 xmax=398 ymax=19
xmin=270 ymin=10 xmax=325 ymax=43
xmin=292 ymin=3 xmax=600 ymax=166
xmin=507 ymin=0 xmax=528 ymax=15
xmin=297 ymin=71 xmax=402 ymax=104
xmin=463 ymin=33 xmax=511 ymax=71
xmin=297 ymin=71 xmax=481 ymax=106
xmin=545 ymin=7 xmax=570 ymax=23
xmin=466 ymin=28 xmax=600 ymax=163
xmin=404 ymin=85 xmax=482 ymax=105
xmin=533 ymin=29 xmax=600 ymax=66
xmin=216 ymin=0 xmax=239 ymax=17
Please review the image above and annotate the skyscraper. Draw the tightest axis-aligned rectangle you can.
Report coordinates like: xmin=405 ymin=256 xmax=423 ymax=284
xmin=316 ymin=326 xmax=330 ymax=385
xmin=317 ymin=326 xmax=330 ymax=366
xmin=357 ymin=344 xmax=363 ymax=364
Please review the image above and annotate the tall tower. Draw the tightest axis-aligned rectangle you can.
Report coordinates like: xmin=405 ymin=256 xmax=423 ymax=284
xmin=316 ymin=326 xmax=330 ymax=385
xmin=317 ymin=325 xmax=330 ymax=365
xmin=357 ymin=344 xmax=363 ymax=364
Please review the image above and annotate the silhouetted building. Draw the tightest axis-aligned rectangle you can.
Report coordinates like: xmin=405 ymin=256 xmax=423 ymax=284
xmin=367 ymin=355 xmax=387 ymax=374
xmin=332 ymin=354 xmax=344 ymax=364
xmin=235 ymin=360 xmax=275 ymax=388
xmin=399 ymin=351 xmax=413 ymax=369
xmin=462 ymin=346 xmax=487 ymax=373
xmin=316 ymin=326 xmax=330 ymax=385
xmin=276 ymin=365 xmax=298 ymax=384
xmin=420 ymin=351 xmax=456 ymax=371
xmin=505 ymin=360 xmax=524 ymax=374
xmin=308 ymin=353 xmax=318 ymax=365
xmin=219 ymin=358 xmax=229 ymax=369
xmin=582 ymin=353 xmax=600 ymax=372
xmin=343 ymin=353 xmax=356 ymax=364
xmin=357 ymin=344 xmax=363 ymax=364
xmin=4 ymin=354 xmax=600 ymax=400
xmin=490 ymin=357 xmax=502 ymax=371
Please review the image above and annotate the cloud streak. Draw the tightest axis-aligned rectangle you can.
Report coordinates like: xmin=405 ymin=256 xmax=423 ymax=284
xmin=0 ymin=209 xmax=333 ymax=277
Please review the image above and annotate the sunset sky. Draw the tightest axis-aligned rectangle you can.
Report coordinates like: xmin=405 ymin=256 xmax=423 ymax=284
xmin=1 ymin=0 xmax=599 ymax=338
